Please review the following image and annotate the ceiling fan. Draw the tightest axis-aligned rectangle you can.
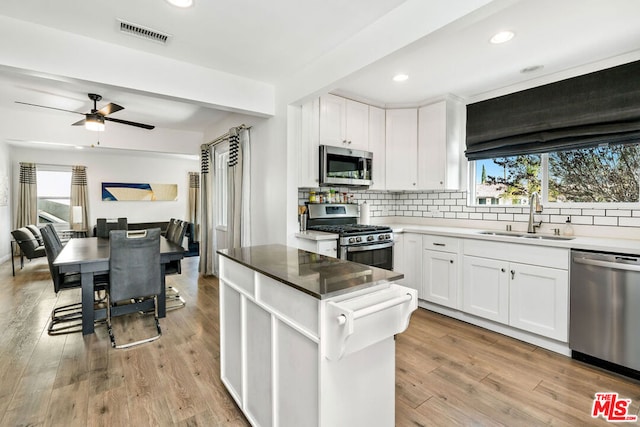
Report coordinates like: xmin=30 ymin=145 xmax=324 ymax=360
xmin=15 ymin=93 xmax=155 ymax=131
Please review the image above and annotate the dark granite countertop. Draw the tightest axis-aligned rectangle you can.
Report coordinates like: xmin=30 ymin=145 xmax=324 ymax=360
xmin=217 ymin=244 xmax=404 ymax=300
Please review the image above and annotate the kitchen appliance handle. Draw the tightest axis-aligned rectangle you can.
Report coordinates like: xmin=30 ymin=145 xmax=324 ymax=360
xmin=345 ymin=241 xmax=394 ymax=253
xmin=337 ymin=293 xmax=412 ymax=325
xmin=573 ymin=256 xmax=640 ymax=272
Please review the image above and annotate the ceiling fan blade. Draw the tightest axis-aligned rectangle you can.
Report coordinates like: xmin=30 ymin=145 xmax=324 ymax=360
xmin=15 ymin=101 xmax=85 ymax=115
xmin=97 ymin=102 xmax=124 ymax=116
xmin=104 ymin=116 xmax=155 ymax=130
xmin=71 ymin=118 xmax=86 ymax=126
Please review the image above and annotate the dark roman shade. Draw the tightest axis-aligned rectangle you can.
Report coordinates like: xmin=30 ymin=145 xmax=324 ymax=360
xmin=465 ymin=60 xmax=640 ymax=160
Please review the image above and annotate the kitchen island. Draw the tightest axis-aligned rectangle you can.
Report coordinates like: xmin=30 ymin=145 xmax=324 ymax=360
xmin=217 ymin=244 xmax=417 ymax=427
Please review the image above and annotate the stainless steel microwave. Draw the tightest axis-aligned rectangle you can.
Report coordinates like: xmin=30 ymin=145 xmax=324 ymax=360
xmin=319 ymin=145 xmax=373 ymax=187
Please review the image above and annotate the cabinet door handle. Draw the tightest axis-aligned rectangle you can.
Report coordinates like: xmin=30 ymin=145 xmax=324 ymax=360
xmin=511 ymin=270 xmax=515 ymax=279
xmin=501 ymin=268 xmax=505 ymax=273
xmin=450 ymin=259 xmax=454 ymax=264
xmin=433 ymin=243 xmax=445 ymax=247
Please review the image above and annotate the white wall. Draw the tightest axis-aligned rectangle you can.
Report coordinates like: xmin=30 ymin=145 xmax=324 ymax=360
xmin=0 ymin=141 xmax=10 ymax=263
xmin=9 ymin=145 xmax=198 ymax=230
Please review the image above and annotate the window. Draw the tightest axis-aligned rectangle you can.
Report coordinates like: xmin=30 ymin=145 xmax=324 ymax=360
xmin=36 ymin=166 xmax=72 ymax=225
xmin=471 ymin=144 xmax=640 ymax=205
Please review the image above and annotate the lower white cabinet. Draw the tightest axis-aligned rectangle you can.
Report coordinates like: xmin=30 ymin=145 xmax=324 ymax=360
xmin=462 ymin=240 xmax=569 ymax=341
xmin=462 ymin=256 xmax=510 ymax=324
xmin=423 ymin=249 xmax=458 ymax=309
xmin=422 ymin=235 xmax=460 ymax=309
xmin=509 ymin=263 xmax=568 ymax=341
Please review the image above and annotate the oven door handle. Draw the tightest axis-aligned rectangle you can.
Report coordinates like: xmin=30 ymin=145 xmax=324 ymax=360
xmin=345 ymin=241 xmax=394 ymax=253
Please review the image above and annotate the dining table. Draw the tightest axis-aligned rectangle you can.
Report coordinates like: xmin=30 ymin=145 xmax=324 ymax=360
xmin=53 ymin=236 xmax=186 ymax=335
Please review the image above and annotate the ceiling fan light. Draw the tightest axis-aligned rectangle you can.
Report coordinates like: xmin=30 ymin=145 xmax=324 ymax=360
xmin=85 ymin=114 xmax=105 ymax=132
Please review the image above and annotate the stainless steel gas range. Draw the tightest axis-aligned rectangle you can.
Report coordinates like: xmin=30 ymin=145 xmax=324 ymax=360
xmin=306 ymin=203 xmax=394 ymax=270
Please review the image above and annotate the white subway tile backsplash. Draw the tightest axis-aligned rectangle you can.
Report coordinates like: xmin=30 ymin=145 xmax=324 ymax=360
xmin=619 ymin=217 xmax=640 ymax=227
xmin=571 ymin=216 xmax=593 ymax=225
xmin=297 ymin=188 xmax=639 ymax=230
xmin=594 ymin=216 xmax=618 ymax=226
xmin=606 ymin=210 xmax=632 ymax=217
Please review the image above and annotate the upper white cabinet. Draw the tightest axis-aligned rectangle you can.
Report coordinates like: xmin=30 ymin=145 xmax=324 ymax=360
xmin=319 ymin=94 xmax=369 ymax=151
xmin=418 ymin=98 xmax=465 ymax=190
xmin=298 ymin=98 xmax=320 ymax=188
xmin=385 ymin=109 xmax=418 ymax=190
xmin=368 ymin=106 xmax=386 ymax=190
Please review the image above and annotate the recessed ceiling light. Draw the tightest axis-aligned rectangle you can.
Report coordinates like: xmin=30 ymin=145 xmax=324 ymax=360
xmin=166 ymin=0 xmax=194 ymax=7
xmin=490 ymin=30 xmax=515 ymax=44
xmin=393 ymin=74 xmax=409 ymax=82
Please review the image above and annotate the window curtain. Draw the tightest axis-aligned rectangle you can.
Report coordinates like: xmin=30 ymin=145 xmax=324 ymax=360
xmin=465 ymin=59 xmax=640 ymax=160
xmin=199 ymin=146 xmax=213 ymax=275
xmin=198 ymin=125 xmax=251 ymax=276
xmin=188 ymin=172 xmax=200 ymax=242
xmin=227 ymin=127 xmax=251 ymax=249
xmin=70 ymin=165 xmax=89 ymax=230
xmin=16 ymin=162 xmax=37 ymax=228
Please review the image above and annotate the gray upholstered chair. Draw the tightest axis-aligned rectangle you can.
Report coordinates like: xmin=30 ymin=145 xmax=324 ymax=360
xmin=164 ymin=220 xmax=187 ymax=310
xmin=107 ymin=228 xmax=162 ymax=348
xmin=96 ymin=217 xmax=128 ymax=238
xmin=41 ymin=225 xmax=108 ymax=335
xmin=11 ymin=227 xmax=47 ymax=274
xmin=165 ymin=218 xmax=178 ymax=240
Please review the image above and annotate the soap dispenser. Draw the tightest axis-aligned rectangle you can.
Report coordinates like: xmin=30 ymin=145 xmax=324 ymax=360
xmin=563 ymin=216 xmax=574 ymax=236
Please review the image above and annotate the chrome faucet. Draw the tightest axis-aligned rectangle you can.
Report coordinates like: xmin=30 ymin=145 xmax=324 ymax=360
xmin=527 ymin=192 xmax=543 ymax=233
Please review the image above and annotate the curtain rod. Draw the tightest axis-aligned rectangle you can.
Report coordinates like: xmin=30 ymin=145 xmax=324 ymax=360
xmin=206 ymin=124 xmax=251 ymax=148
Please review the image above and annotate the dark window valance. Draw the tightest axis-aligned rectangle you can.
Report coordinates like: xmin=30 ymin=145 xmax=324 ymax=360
xmin=465 ymin=60 xmax=640 ymax=160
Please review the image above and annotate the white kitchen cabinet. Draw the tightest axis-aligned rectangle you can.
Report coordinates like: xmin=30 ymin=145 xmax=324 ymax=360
xmin=422 ymin=235 xmax=460 ymax=309
xmin=402 ymin=233 xmax=423 ymax=297
xmin=462 ymin=255 xmax=510 ymax=324
xmin=319 ymin=94 xmax=369 ymax=151
xmin=295 ymin=236 xmax=338 ymax=258
xmin=417 ymin=98 xmax=464 ymax=190
xmin=509 ymin=263 xmax=568 ymax=341
xmin=298 ymin=98 xmax=320 ymax=188
xmin=385 ymin=108 xmax=418 ymax=190
xmin=463 ymin=239 xmax=569 ymax=340
xmin=368 ymin=105 xmax=386 ymax=190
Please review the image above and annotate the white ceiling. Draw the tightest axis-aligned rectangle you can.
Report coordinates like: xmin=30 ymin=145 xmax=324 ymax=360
xmin=1 ymin=0 xmax=640 ymax=134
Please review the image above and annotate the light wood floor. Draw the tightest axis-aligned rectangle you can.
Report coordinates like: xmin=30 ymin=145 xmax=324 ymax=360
xmin=2 ymin=256 xmax=639 ymax=426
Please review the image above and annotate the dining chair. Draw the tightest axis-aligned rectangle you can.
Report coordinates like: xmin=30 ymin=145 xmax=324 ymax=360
xmin=96 ymin=217 xmax=128 ymax=238
xmin=107 ymin=228 xmax=162 ymax=349
xmin=11 ymin=227 xmax=47 ymax=273
xmin=165 ymin=218 xmax=178 ymax=241
xmin=41 ymin=225 xmax=109 ymax=335
xmin=164 ymin=220 xmax=187 ymax=310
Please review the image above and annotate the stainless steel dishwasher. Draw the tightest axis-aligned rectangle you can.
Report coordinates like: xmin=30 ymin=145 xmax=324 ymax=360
xmin=570 ymin=250 xmax=640 ymax=373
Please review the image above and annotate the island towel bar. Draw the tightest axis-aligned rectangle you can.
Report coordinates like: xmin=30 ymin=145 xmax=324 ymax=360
xmin=337 ymin=293 xmax=412 ymax=325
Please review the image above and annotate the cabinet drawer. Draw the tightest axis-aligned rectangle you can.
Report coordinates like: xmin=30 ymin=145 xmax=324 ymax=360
xmin=423 ymin=235 xmax=460 ymax=253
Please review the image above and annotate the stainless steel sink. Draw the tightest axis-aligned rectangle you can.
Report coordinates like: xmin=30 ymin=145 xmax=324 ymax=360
xmin=477 ymin=231 xmax=524 ymax=237
xmin=477 ymin=230 xmax=575 ymax=240
xmin=521 ymin=234 xmax=575 ymax=240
